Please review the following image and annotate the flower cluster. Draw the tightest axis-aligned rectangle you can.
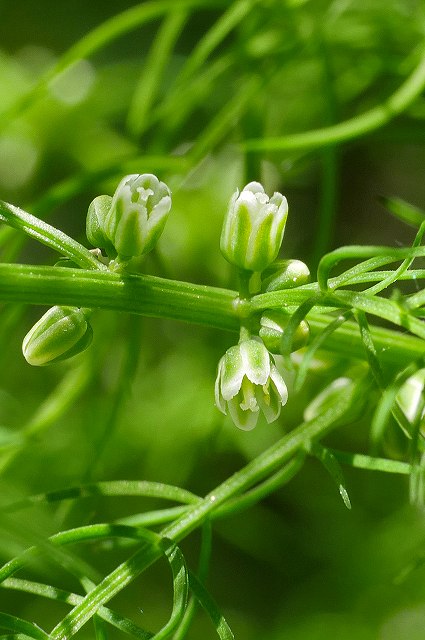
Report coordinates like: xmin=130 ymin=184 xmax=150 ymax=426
xmin=216 ymin=181 xmax=310 ymax=430
xmin=23 ymin=173 xmax=172 ymax=366
xmin=22 ymin=174 xmax=305 ymax=435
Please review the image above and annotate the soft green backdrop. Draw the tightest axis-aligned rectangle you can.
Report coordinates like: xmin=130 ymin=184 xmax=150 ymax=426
xmin=1 ymin=1 xmax=425 ymax=638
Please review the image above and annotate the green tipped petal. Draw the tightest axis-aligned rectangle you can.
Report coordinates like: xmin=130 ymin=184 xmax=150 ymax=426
xmin=215 ymin=338 xmax=288 ymax=430
xmin=104 ymin=173 xmax=171 ymax=259
xmin=23 ymin=306 xmax=92 ymax=366
xmin=220 ymin=182 xmax=288 ymax=272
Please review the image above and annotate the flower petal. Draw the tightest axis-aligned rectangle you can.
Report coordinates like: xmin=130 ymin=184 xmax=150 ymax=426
xmin=227 ymin=396 xmax=259 ymax=431
xmin=269 ymin=364 xmax=288 ymax=405
xmin=220 ymin=344 xmax=245 ymax=400
xmin=257 ymin=365 xmax=288 ymax=423
xmin=243 ymin=181 xmax=265 ymax=195
xmin=214 ymin=356 xmax=227 ymax=414
xmin=239 ymin=338 xmax=270 ymax=385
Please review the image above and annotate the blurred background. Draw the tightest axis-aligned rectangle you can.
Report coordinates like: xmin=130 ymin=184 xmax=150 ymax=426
xmin=1 ymin=1 xmax=425 ymax=638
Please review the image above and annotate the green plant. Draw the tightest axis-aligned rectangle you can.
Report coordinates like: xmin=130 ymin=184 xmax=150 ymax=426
xmin=2 ymin=2 xmax=425 ymax=639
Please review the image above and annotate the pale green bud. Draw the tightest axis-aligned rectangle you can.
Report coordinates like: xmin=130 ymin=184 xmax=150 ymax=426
xmin=220 ymin=182 xmax=288 ymax=272
xmin=86 ymin=195 xmax=116 ymax=255
xmin=396 ymin=368 xmax=425 ymax=423
xmin=22 ymin=306 xmax=92 ymax=366
xmin=262 ymin=259 xmax=310 ymax=292
xmin=304 ymin=377 xmax=352 ymax=421
xmin=259 ymin=310 xmax=310 ymax=354
xmin=215 ymin=337 xmax=288 ymax=430
xmin=104 ymin=173 xmax=171 ymax=259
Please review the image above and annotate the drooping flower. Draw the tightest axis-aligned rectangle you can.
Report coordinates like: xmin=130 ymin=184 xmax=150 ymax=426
xmin=104 ymin=173 xmax=171 ymax=259
xmin=215 ymin=337 xmax=288 ymax=430
xmin=220 ymin=181 xmax=288 ymax=273
xmin=22 ymin=306 xmax=93 ymax=366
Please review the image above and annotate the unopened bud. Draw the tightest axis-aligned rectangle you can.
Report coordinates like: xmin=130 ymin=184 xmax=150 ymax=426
xmin=262 ymin=259 xmax=310 ymax=292
xmin=220 ymin=182 xmax=288 ymax=273
xmin=86 ymin=195 xmax=115 ymax=256
xmin=104 ymin=173 xmax=171 ymax=259
xmin=23 ymin=306 xmax=92 ymax=366
xmin=259 ymin=310 xmax=310 ymax=354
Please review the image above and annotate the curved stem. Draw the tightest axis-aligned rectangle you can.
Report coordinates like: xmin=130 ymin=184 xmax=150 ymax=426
xmin=49 ymin=377 xmax=362 ymax=639
xmin=0 ymin=201 xmax=104 ymax=271
xmin=0 ymin=0 xmax=226 ymax=134
xmin=244 ymin=44 xmax=425 ymax=152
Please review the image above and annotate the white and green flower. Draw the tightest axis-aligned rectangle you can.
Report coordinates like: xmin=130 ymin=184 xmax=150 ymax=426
xmin=104 ymin=173 xmax=171 ymax=259
xmin=220 ymin=181 xmax=288 ymax=273
xmin=215 ymin=338 xmax=288 ymax=430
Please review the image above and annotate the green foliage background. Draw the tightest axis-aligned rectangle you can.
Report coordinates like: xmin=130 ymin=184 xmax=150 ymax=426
xmin=1 ymin=1 xmax=425 ymax=638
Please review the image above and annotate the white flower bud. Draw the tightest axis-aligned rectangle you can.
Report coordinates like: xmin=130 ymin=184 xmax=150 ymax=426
xmin=104 ymin=173 xmax=171 ymax=259
xmin=220 ymin=182 xmax=288 ymax=272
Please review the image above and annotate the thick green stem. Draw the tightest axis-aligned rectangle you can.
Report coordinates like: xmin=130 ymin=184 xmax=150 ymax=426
xmin=0 ymin=264 xmax=239 ymax=332
xmin=1 ymin=263 xmax=425 ymax=365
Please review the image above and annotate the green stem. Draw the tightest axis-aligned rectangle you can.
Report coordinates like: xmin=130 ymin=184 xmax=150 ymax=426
xmin=0 ymin=264 xmax=239 ymax=332
xmin=0 ymin=0 xmax=227 ymax=134
xmin=0 ymin=201 xmax=104 ymax=271
xmin=1 ymin=263 xmax=424 ymax=365
xmin=243 ymin=44 xmax=425 ymax=152
xmin=317 ymin=245 xmax=425 ymax=292
xmin=49 ymin=378 xmax=361 ymax=639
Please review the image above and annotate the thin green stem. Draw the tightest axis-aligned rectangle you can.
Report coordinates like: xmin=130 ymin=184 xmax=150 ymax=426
xmin=317 ymin=245 xmax=425 ymax=292
xmin=0 ymin=0 xmax=227 ymax=134
xmin=311 ymin=29 xmax=340 ymax=267
xmin=307 ymin=314 xmax=425 ymax=369
xmin=243 ymin=44 xmax=425 ymax=152
xmin=47 ymin=377 xmax=361 ymax=638
xmin=1 ymin=578 xmax=152 ymax=640
xmin=177 ymin=0 xmax=257 ymax=85
xmin=329 ymin=449 xmax=411 ymax=475
xmin=0 ymin=201 xmax=104 ymax=271
xmin=126 ymin=10 xmax=188 ymax=138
